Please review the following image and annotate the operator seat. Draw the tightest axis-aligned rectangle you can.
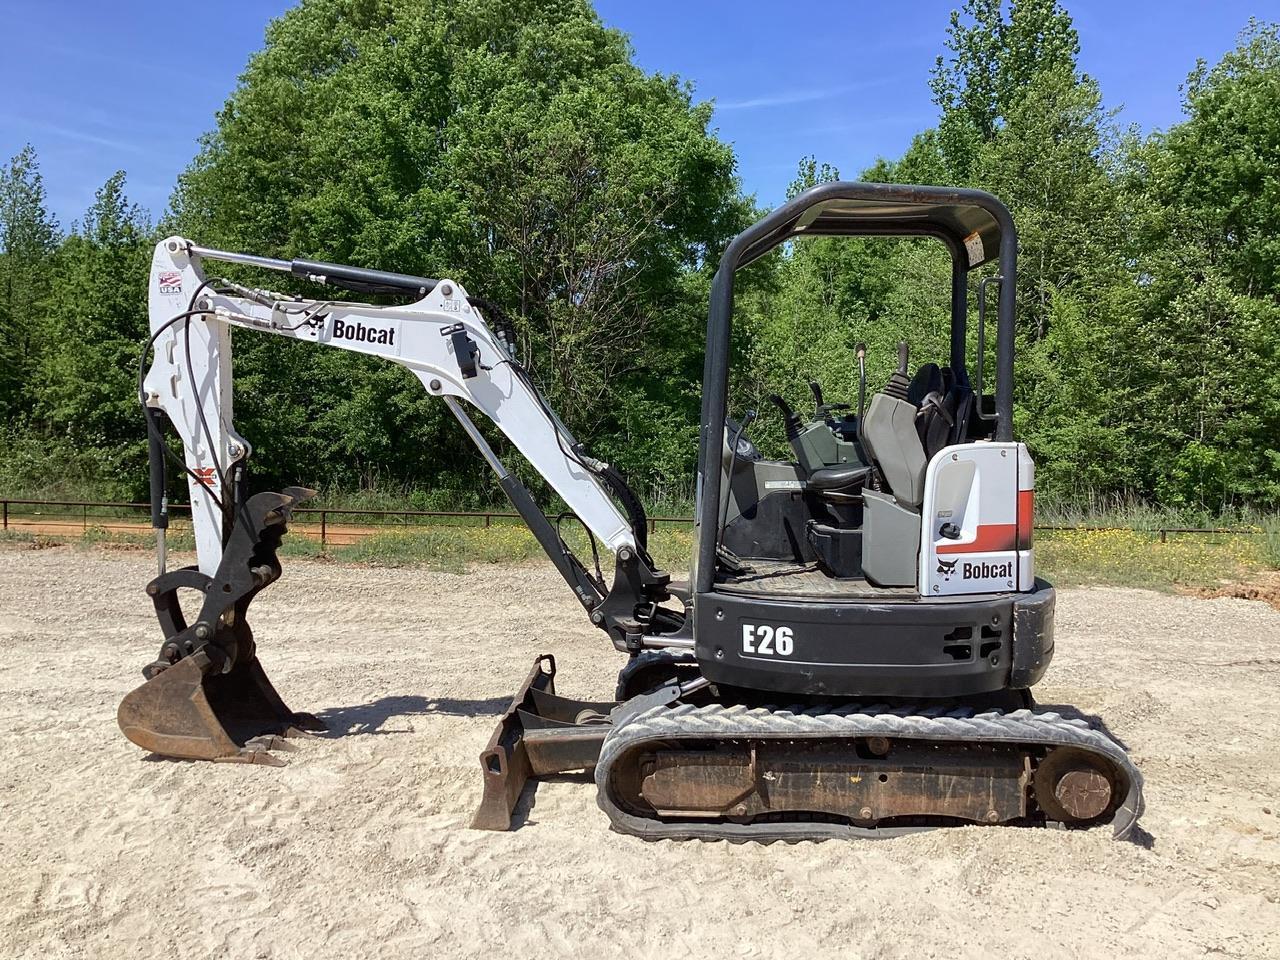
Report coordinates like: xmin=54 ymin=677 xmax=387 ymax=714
xmin=864 ymin=363 xmax=978 ymax=496
xmin=860 ymin=392 xmax=927 ymax=507
xmin=916 ymin=368 xmax=976 ymax=459
xmin=806 ymin=463 xmax=871 ymax=500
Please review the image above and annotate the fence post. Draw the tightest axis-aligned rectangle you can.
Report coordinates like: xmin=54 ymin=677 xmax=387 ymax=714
xmin=485 ymin=513 xmax=491 ymax=528
xmin=2 ymin=500 xmax=7 ymax=531
xmin=320 ymin=510 xmax=327 ymax=550
xmin=1160 ymin=529 xmax=1167 ymax=544
xmin=83 ymin=504 xmax=88 ymax=532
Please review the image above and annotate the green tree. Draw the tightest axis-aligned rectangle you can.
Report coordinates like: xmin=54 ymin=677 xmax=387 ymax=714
xmin=930 ymin=0 xmax=1081 ymax=181
xmin=750 ymin=3 xmax=1134 ymax=497
xmin=0 ymin=145 xmax=60 ymax=422
xmin=1123 ymin=20 xmax=1280 ymax=506
xmin=36 ymin=172 xmax=153 ymax=494
xmin=859 ymin=2 xmax=1140 ymax=498
xmin=172 ymin=0 xmax=744 ymax=497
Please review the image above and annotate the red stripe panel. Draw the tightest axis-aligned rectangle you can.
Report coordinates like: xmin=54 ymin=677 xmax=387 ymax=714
xmin=1017 ymin=489 xmax=1034 ymax=549
xmin=937 ymin=523 xmax=1017 ymax=555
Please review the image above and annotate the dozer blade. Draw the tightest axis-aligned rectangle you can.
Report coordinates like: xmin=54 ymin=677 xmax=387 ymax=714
xmin=118 ymin=649 xmax=324 ymax=765
xmin=472 ymin=655 xmax=617 ymax=830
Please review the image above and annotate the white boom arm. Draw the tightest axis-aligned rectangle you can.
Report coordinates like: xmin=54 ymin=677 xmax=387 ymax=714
xmin=142 ymin=236 xmax=636 ymax=577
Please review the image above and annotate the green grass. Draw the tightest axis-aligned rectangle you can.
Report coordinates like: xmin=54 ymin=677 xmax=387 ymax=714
xmin=1263 ymin=515 xmax=1280 ymax=569
xmin=0 ymin=519 xmax=697 ymax=576
xmin=322 ymin=524 xmax=695 ymax=573
xmin=1034 ymin=526 xmax=1269 ymax=590
xmin=3 ymin=506 xmax=1274 ymax=592
xmin=1036 ymin=491 xmax=1276 ymax=531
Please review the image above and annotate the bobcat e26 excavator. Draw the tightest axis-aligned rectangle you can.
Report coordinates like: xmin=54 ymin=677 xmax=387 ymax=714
xmin=119 ymin=181 xmax=1144 ymax=841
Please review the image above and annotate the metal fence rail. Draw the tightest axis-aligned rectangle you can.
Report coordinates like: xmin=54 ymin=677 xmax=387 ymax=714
xmin=0 ymin=498 xmax=1267 ymax=550
xmin=0 ymin=498 xmax=697 ymax=549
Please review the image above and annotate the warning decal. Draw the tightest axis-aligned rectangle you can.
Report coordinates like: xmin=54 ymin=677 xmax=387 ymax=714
xmin=963 ymin=230 xmax=985 ymax=266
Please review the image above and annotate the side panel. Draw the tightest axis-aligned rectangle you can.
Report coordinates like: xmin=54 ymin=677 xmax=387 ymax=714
xmin=919 ymin=442 xmax=1022 ymax=597
xmin=694 ymin=592 xmax=1015 ymax=698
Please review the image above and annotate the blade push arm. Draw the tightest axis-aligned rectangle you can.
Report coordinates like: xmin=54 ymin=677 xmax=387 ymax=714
xmin=141 ymin=237 xmax=637 ymax=601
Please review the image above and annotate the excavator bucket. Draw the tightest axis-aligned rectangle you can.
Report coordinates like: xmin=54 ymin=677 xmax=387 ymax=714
xmin=117 ymin=649 xmax=323 ymax=765
xmin=118 ymin=487 xmax=324 ymax=765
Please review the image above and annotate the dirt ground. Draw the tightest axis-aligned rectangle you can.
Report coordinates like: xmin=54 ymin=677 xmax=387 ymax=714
xmin=1 ymin=545 xmax=1278 ymax=959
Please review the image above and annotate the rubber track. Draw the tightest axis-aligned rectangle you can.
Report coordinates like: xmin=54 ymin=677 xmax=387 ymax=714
xmin=595 ymin=701 xmax=1144 ymax=842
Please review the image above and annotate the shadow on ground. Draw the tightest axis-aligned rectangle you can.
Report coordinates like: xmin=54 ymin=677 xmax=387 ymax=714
xmin=316 ymin=694 xmax=510 ymax=735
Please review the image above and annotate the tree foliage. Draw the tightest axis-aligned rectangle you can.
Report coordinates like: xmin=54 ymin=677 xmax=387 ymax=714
xmin=1 ymin=3 xmax=1278 ymax=517
xmin=748 ymin=6 xmax=1280 ymax=510
xmin=36 ymin=173 xmax=152 ymax=490
xmin=1123 ymin=20 xmax=1280 ymax=505
xmin=0 ymin=145 xmax=59 ymax=422
xmin=170 ymin=0 xmax=744 ymax=499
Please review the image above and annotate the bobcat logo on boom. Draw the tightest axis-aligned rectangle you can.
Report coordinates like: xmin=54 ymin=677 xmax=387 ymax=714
xmin=333 ymin=318 xmax=396 ymax=346
xmin=937 ymin=558 xmax=958 ymax=581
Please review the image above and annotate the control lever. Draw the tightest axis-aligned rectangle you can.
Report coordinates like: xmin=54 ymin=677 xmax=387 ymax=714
xmin=808 ymin=380 xmax=824 ymax=415
xmin=855 ymin=342 xmax=867 ymax=422
xmin=808 ymin=379 xmax=849 ymax=422
xmin=767 ymin=394 xmax=803 ymax=441
xmin=884 ymin=340 xmax=911 ymax=401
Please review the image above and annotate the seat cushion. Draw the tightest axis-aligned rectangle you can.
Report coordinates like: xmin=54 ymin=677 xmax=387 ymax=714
xmin=806 ymin=464 xmax=871 ymax=493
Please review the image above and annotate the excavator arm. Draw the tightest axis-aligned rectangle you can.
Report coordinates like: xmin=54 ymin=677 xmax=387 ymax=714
xmin=120 ymin=237 xmax=679 ymax=782
xmin=142 ymin=236 xmax=640 ymax=602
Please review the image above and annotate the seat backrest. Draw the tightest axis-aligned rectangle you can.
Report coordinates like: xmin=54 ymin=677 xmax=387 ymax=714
xmin=906 ymin=363 xmax=943 ymax=407
xmin=859 ymin=393 xmax=927 ymax=507
xmin=916 ymin=391 xmax=953 ymax=460
xmin=946 ymin=368 xmax=974 ymax=446
xmin=915 ymin=366 xmax=977 ymax=460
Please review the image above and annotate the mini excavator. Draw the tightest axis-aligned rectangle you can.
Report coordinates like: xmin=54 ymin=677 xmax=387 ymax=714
xmin=119 ymin=182 xmax=1144 ymax=840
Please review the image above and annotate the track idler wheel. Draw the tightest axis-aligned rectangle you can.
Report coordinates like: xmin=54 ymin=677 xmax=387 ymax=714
xmin=1034 ymin=747 xmax=1118 ymax=825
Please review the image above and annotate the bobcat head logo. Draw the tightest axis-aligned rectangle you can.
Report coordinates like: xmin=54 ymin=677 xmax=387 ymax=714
xmin=937 ymin=558 xmax=958 ymax=581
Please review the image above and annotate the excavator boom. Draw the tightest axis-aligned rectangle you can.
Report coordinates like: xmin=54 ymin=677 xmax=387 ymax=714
xmin=122 ymin=237 xmax=673 ymax=770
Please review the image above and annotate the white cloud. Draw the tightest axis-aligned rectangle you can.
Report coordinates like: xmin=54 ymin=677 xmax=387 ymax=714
xmin=1 ymin=115 xmax=147 ymax=155
xmin=715 ymin=79 xmax=895 ymax=111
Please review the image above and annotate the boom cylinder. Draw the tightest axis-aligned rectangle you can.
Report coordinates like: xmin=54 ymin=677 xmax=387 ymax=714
xmin=146 ymin=407 xmax=169 ymax=574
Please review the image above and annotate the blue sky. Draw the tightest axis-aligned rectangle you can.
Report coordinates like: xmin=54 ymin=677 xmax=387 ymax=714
xmin=0 ymin=0 xmax=1269 ymax=228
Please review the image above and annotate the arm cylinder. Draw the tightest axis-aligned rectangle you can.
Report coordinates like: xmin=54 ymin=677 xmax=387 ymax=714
xmin=146 ymin=408 xmax=168 ymax=532
xmin=146 ymin=406 xmax=169 ymax=575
